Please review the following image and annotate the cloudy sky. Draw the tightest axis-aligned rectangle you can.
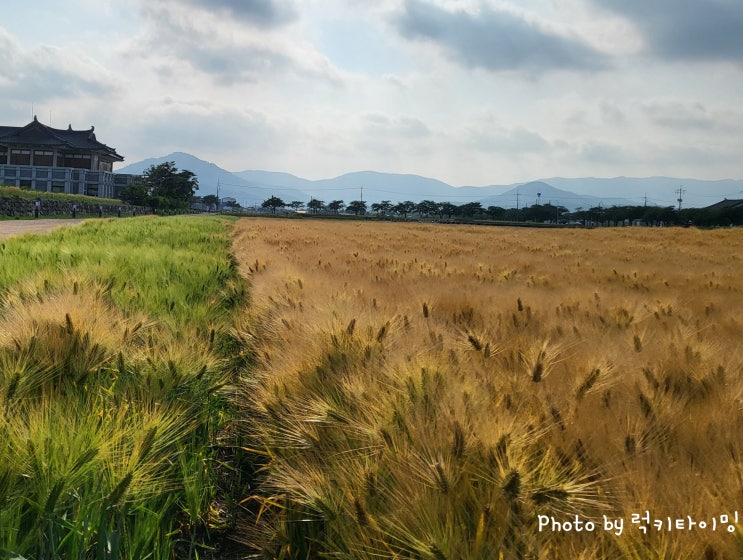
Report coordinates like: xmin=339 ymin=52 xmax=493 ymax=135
xmin=2 ymin=0 xmax=742 ymax=186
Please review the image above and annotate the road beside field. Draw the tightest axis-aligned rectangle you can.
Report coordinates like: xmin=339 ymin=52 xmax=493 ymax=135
xmin=0 ymin=219 xmax=85 ymax=239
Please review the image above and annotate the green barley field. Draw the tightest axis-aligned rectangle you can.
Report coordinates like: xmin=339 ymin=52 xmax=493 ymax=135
xmin=0 ymin=216 xmax=250 ymax=559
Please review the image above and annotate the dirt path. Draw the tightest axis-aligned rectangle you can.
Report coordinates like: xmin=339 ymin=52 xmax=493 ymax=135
xmin=0 ymin=219 xmax=85 ymax=240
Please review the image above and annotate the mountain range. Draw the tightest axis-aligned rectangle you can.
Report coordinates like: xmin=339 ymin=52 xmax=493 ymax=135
xmin=116 ymin=152 xmax=743 ymax=211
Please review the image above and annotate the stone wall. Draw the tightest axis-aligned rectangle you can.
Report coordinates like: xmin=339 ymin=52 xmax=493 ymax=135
xmin=1 ymin=197 xmax=148 ymax=218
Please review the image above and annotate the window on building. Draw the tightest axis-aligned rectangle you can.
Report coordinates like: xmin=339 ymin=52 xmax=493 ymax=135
xmin=35 ymin=180 xmax=48 ymax=190
xmin=10 ymin=149 xmax=31 ymax=165
xmin=86 ymin=184 xmax=99 ymax=197
xmin=51 ymin=182 xmax=65 ymax=193
xmin=33 ymin=150 xmax=53 ymax=166
xmin=68 ymin=154 xmax=92 ymax=169
xmin=58 ymin=154 xmax=90 ymax=169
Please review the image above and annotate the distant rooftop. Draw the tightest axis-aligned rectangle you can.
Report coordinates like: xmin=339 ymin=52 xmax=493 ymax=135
xmin=0 ymin=116 xmax=123 ymax=162
xmin=704 ymin=198 xmax=743 ymax=211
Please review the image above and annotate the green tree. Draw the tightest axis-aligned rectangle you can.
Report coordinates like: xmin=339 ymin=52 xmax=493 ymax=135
xmin=487 ymin=205 xmax=506 ymax=220
xmin=439 ymin=202 xmax=456 ymax=219
xmin=393 ymin=201 xmax=415 ymax=219
xmin=307 ymin=198 xmax=325 ymax=214
xmin=121 ymin=161 xmax=198 ymax=211
xmin=262 ymin=196 xmax=286 ymax=214
xmin=202 ymin=194 xmax=219 ymax=212
xmin=455 ymin=202 xmax=483 ymax=218
xmin=642 ymin=205 xmax=676 ymax=226
xmin=119 ymin=182 xmax=150 ymax=207
xmin=289 ymin=201 xmax=305 ymax=212
xmin=523 ymin=203 xmax=564 ymax=222
xmin=346 ymin=200 xmax=367 ymax=215
xmin=327 ymin=200 xmax=344 ymax=214
xmin=415 ymin=200 xmax=438 ymax=217
xmin=371 ymin=200 xmax=393 ymax=216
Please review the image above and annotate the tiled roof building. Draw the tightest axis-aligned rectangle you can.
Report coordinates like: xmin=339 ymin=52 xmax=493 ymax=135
xmin=0 ymin=117 xmax=133 ymax=198
xmin=704 ymin=198 xmax=743 ymax=211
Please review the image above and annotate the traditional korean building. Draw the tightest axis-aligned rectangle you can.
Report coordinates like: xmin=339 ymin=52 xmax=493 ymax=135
xmin=0 ymin=117 xmax=134 ymax=199
xmin=704 ymin=198 xmax=743 ymax=211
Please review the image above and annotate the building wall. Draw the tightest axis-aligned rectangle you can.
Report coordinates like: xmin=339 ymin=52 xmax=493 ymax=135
xmin=0 ymin=164 xmax=129 ymax=199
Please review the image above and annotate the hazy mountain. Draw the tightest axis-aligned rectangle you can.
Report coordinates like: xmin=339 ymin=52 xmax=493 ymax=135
xmin=233 ymin=170 xmax=314 ymax=191
xmin=117 ymin=152 xmax=235 ymax=188
xmin=541 ymin=177 xmax=743 ymax=209
xmin=117 ymin=152 xmax=739 ymax=210
xmin=309 ymin=170 xmax=485 ymax=203
xmin=117 ymin=153 xmax=310 ymax=206
xmin=480 ymin=181 xmax=635 ymax=210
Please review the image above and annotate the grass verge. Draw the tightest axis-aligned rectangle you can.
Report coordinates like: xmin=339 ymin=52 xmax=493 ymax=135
xmin=0 ymin=185 xmax=123 ymax=206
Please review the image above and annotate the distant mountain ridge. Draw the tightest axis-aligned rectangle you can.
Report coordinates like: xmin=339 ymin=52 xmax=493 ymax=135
xmin=116 ymin=152 xmax=743 ymax=210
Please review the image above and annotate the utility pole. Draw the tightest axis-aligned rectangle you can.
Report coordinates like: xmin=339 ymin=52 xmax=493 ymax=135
xmin=516 ymin=190 xmax=520 ymax=211
xmin=676 ymin=186 xmax=685 ymax=211
xmin=217 ymin=179 xmax=221 ymax=212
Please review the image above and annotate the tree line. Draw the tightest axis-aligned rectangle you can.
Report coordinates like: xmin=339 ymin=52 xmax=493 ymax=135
xmin=118 ymin=164 xmax=742 ymax=227
xmin=257 ymin=196 xmax=743 ymax=226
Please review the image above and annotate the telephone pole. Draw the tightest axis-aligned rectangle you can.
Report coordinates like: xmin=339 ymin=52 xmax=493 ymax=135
xmin=676 ymin=186 xmax=685 ymax=211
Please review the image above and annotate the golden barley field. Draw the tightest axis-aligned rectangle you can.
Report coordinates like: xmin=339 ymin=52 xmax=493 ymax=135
xmin=232 ymin=218 xmax=743 ymax=559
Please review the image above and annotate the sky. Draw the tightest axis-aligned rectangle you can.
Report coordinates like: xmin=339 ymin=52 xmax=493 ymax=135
xmin=2 ymin=0 xmax=743 ymax=186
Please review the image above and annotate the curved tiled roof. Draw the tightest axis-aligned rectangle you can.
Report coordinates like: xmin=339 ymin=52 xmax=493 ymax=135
xmin=704 ymin=198 xmax=743 ymax=210
xmin=0 ymin=117 xmax=123 ymax=161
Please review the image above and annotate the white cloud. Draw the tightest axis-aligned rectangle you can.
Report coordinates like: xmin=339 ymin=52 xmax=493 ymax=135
xmin=125 ymin=1 xmax=343 ymax=87
xmin=468 ymin=125 xmax=551 ymax=154
xmin=640 ymin=98 xmax=732 ymax=131
xmin=0 ymin=26 xmax=124 ymax=104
